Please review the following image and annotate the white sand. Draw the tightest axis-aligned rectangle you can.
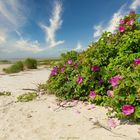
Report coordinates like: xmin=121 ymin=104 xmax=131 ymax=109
xmin=0 ymin=66 xmax=140 ymax=140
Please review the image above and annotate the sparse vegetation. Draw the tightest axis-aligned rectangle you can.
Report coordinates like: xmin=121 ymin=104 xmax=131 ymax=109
xmin=0 ymin=91 xmax=11 ymax=96
xmin=3 ymin=61 xmax=24 ymax=74
xmin=2 ymin=58 xmax=61 ymax=74
xmin=38 ymin=83 xmax=48 ymax=94
xmin=24 ymin=58 xmax=37 ymax=69
xmin=17 ymin=92 xmax=38 ymax=102
xmin=3 ymin=58 xmax=38 ymax=74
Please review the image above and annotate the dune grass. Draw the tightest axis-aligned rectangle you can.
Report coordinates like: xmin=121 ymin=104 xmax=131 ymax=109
xmin=24 ymin=58 xmax=37 ymax=69
xmin=17 ymin=92 xmax=38 ymax=102
xmin=0 ymin=91 xmax=11 ymax=96
xmin=3 ymin=61 xmax=24 ymax=74
xmin=3 ymin=58 xmax=37 ymax=74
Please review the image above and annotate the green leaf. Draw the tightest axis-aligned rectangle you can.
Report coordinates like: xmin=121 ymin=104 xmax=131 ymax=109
xmin=134 ymin=107 xmax=140 ymax=119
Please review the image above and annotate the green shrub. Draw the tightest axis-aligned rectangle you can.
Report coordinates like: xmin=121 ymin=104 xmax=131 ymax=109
xmin=60 ymin=51 xmax=79 ymax=64
xmin=3 ymin=61 xmax=24 ymax=74
xmin=46 ymin=11 xmax=140 ymax=122
xmin=24 ymin=58 xmax=37 ymax=69
xmin=17 ymin=92 xmax=38 ymax=102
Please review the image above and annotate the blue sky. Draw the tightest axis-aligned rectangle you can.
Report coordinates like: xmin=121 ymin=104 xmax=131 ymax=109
xmin=0 ymin=0 xmax=140 ymax=59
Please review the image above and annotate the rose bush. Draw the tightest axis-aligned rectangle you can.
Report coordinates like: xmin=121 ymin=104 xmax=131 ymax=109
xmin=46 ymin=11 xmax=140 ymax=122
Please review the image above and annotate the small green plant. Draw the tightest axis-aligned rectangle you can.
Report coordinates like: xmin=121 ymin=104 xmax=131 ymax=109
xmin=17 ymin=92 xmax=38 ymax=102
xmin=38 ymin=83 xmax=49 ymax=94
xmin=3 ymin=61 xmax=24 ymax=74
xmin=24 ymin=58 xmax=37 ymax=69
xmin=0 ymin=91 xmax=11 ymax=96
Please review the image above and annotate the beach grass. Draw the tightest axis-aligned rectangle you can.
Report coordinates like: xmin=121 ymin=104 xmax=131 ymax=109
xmin=0 ymin=91 xmax=11 ymax=96
xmin=17 ymin=92 xmax=38 ymax=102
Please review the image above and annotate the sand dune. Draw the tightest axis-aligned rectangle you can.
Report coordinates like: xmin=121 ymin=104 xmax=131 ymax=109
xmin=0 ymin=67 xmax=139 ymax=140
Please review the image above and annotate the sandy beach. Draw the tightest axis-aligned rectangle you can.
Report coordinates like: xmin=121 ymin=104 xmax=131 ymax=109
xmin=0 ymin=64 xmax=140 ymax=140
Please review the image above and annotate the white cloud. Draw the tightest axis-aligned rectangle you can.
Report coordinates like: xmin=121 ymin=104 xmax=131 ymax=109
xmin=0 ymin=0 xmax=26 ymax=34
xmin=93 ymin=25 xmax=103 ymax=40
xmin=73 ymin=42 xmax=84 ymax=52
xmin=93 ymin=5 xmax=126 ymax=41
xmin=14 ymin=39 xmax=43 ymax=53
xmin=130 ymin=0 xmax=140 ymax=10
xmin=12 ymin=31 xmax=43 ymax=53
xmin=15 ymin=30 xmax=23 ymax=40
xmin=0 ymin=0 xmax=27 ymax=47
xmin=0 ymin=0 xmax=44 ymax=54
xmin=0 ymin=37 xmax=43 ymax=54
xmin=39 ymin=0 xmax=64 ymax=48
xmin=0 ymin=35 xmax=6 ymax=44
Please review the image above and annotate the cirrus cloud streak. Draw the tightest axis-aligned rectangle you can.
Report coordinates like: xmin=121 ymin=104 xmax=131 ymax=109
xmin=39 ymin=0 xmax=64 ymax=48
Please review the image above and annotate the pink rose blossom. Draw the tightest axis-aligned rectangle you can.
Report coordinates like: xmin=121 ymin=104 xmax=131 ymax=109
xmin=126 ymin=21 xmax=130 ymax=26
xmin=89 ymin=91 xmax=96 ymax=99
xmin=134 ymin=59 xmax=140 ymax=65
xmin=91 ymin=65 xmax=100 ymax=72
xmin=126 ymin=19 xmax=135 ymax=26
xmin=99 ymin=79 xmax=104 ymax=84
xmin=120 ymin=19 xmax=125 ymax=24
xmin=74 ymin=63 xmax=78 ymax=69
xmin=107 ymin=90 xmax=114 ymax=97
xmin=119 ymin=26 xmax=125 ymax=32
xmin=61 ymin=67 xmax=65 ymax=73
xmin=108 ymin=118 xmax=120 ymax=128
xmin=67 ymin=59 xmax=73 ymax=65
xmin=130 ymin=18 xmax=135 ymax=25
xmin=109 ymin=75 xmax=123 ymax=87
xmin=51 ymin=67 xmax=58 ymax=76
xmin=122 ymin=105 xmax=135 ymax=116
xmin=76 ymin=75 xmax=83 ymax=84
